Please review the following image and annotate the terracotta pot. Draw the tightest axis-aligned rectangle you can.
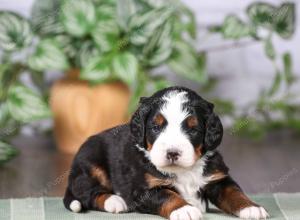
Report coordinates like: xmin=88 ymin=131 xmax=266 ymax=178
xmin=50 ymin=70 xmax=130 ymax=154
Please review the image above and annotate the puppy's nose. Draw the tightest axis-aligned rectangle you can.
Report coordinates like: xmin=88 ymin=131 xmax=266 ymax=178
xmin=166 ymin=149 xmax=181 ymax=162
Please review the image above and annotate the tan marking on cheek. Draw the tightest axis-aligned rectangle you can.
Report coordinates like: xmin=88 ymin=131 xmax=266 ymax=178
xmin=187 ymin=116 xmax=198 ymax=128
xmin=194 ymin=145 xmax=202 ymax=160
xmin=218 ymin=186 xmax=257 ymax=215
xmin=154 ymin=113 xmax=165 ymax=126
xmin=146 ymin=140 xmax=153 ymax=151
xmin=144 ymin=173 xmax=173 ymax=189
xmin=94 ymin=194 xmax=112 ymax=210
xmin=90 ymin=166 xmax=112 ymax=190
xmin=159 ymin=190 xmax=188 ymax=218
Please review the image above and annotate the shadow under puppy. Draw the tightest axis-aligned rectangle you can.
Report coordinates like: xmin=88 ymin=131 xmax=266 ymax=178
xmin=63 ymin=86 xmax=269 ymax=220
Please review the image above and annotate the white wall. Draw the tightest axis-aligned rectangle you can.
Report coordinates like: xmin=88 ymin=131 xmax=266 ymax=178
xmin=0 ymin=0 xmax=34 ymax=17
xmin=1 ymin=0 xmax=299 ymax=107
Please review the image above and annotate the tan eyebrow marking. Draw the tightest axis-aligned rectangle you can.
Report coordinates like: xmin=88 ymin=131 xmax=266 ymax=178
xmin=153 ymin=113 xmax=165 ymax=126
xmin=186 ymin=116 xmax=198 ymax=128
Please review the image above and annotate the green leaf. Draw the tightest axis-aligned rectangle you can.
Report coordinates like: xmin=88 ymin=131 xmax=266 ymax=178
xmin=30 ymin=0 xmax=64 ymax=36
xmin=0 ymin=64 xmax=23 ymax=101
xmin=268 ymin=101 xmax=298 ymax=113
xmin=60 ymin=0 xmax=96 ymax=37
xmin=268 ymin=72 xmax=281 ymax=96
xmin=128 ymin=7 xmax=174 ymax=45
xmin=201 ymin=78 xmax=218 ymax=93
xmin=247 ymin=2 xmax=295 ymax=39
xmin=247 ymin=3 xmax=275 ymax=28
xmin=141 ymin=21 xmax=173 ymax=66
xmin=213 ymin=99 xmax=235 ymax=115
xmin=283 ymin=52 xmax=293 ymax=85
xmin=81 ymin=56 xmax=111 ymax=84
xmin=0 ymin=11 xmax=33 ymax=51
xmin=116 ymin=0 xmax=137 ymax=31
xmin=139 ymin=0 xmax=167 ymax=8
xmin=273 ymin=3 xmax=295 ymax=39
xmin=232 ymin=117 xmax=265 ymax=140
xmin=112 ymin=52 xmax=138 ymax=86
xmin=95 ymin=4 xmax=116 ymax=20
xmin=92 ymin=0 xmax=116 ymax=6
xmin=53 ymin=35 xmax=77 ymax=58
xmin=184 ymin=11 xmax=197 ymax=39
xmin=168 ymin=41 xmax=207 ymax=83
xmin=0 ymin=141 xmax=18 ymax=165
xmin=91 ymin=7 xmax=120 ymax=52
xmin=76 ymin=41 xmax=102 ymax=68
xmin=0 ymin=103 xmax=20 ymax=139
xmin=220 ymin=15 xmax=255 ymax=39
xmin=7 ymin=84 xmax=51 ymax=123
xmin=179 ymin=5 xmax=197 ymax=39
xmin=0 ymin=64 xmax=11 ymax=100
xmin=0 ymin=102 xmax=11 ymax=125
xmin=287 ymin=119 xmax=300 ymax=133
xmin=264 ymin=36 xmax=275 ymax=60
xmin=28 ymin=39 xmax=69 ymax=71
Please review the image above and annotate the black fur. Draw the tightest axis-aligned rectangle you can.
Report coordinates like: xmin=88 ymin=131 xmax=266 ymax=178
xmin=204 ymin=113 xmax=223 ymax=151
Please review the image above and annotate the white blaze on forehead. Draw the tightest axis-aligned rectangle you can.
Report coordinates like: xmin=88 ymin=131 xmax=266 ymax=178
xmin=160 ymin=91 xmax=189 ymax=123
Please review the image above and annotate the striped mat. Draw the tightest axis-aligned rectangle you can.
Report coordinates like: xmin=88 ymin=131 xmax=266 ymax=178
xmin=0 ymin=193 xmax=299 ymax=220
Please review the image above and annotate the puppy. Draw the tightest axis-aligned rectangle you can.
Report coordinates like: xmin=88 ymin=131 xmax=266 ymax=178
xmin=63 ymin=86 xmax=269 ymax=220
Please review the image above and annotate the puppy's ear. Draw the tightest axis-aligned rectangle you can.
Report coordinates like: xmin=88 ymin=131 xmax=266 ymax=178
xmin=192 ymin=98 xmax=223 ymax=150
xmin=204 ymin=105 xmax=223 ymax=151
xmin=130 ymin=97 xmax=152 ymax=147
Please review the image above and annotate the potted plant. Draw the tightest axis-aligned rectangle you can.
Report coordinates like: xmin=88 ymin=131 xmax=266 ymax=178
xmin=26 ymin=0 xmax=207 ymax=153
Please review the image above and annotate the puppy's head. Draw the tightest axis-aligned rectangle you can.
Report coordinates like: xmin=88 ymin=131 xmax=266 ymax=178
xmin=130 ymin=87 xmax=223 ymax=173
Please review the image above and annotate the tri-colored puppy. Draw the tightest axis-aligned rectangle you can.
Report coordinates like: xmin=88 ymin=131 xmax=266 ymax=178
xmin=63 ymin=86 xmax=269 ymax=220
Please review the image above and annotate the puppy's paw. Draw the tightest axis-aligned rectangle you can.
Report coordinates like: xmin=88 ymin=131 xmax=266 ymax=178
xmin=104 ymin=195 xmax=128 ymax=213
xmin=170 ymin=205 xmax=202 ymax=220
xmin=237 ymin=206 xmax=269 ymax=219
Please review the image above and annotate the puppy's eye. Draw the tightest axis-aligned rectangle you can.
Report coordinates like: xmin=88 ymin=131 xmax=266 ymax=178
xmin=152 ymin=125 xmax=161 ymax=133
xmin=189 ymin=127 xmax=198 ymax=135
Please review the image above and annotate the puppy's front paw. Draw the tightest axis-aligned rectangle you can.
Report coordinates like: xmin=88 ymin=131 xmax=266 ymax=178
xmin=104 ymin=195 xmax=128 ymax=213
xmin=170 ymin=205 xmax=202 ymax=220
xmin=237 ymin=206 xmax=269 ymax=219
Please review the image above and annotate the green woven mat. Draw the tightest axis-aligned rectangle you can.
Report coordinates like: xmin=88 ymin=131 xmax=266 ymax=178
xmin=0 ymin=193 xmax=299 ymax=220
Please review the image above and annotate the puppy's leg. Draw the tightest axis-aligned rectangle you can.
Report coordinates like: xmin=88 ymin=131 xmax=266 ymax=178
xmin=204 ymin=176 xmax=269 ymax=219
xmin=94 ymin=194 xmax=128 ymax=213
xmin=134 ymin=189 xmax=202 ymax=220
xmin=67 ymin=173 xmax=127 ymax=213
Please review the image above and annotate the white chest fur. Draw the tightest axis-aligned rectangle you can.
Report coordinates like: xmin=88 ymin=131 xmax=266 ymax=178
xmin=172 ymin=158 xmax=208 ymax=212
